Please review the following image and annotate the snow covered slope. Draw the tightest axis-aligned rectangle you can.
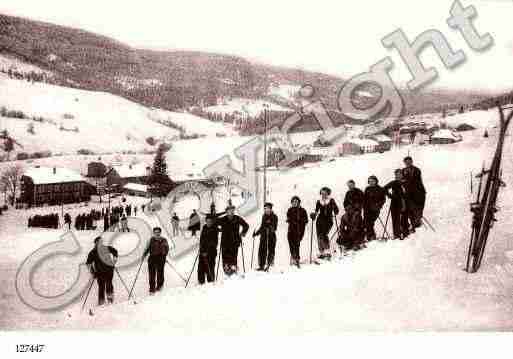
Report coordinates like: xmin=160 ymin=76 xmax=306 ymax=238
xmin=1 ymin=108 xmax=512 ymax=331
xmin=0 ymin=74 xmax=229 ymax=155
xmin=204 ymin=98 xmax=291 ymax=117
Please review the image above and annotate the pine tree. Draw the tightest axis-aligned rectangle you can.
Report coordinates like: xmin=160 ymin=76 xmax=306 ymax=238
xmin=148 ymin=144 xmax=174 ymax=198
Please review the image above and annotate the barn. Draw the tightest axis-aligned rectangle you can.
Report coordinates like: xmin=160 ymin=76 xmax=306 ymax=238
xmin=106 ymin=163 xmax=151 ymax=187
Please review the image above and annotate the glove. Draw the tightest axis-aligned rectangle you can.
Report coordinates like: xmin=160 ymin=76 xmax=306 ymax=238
xmin=310 ymin=212 xmax=316 ymax=220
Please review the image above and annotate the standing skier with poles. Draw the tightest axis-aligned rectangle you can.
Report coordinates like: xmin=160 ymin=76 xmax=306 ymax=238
xmin=253 ymin=202 xmax=278 ymax=271
xmin=143 ymin=227 xmax=170 ymax=295
xmin=311 ymin=187 xmax=339 ymax=260
xmin=383 ymin=169 xmax=410 ymax=240
xmin=197 ymin=214 xmax=219 ymax=284
xmin=217 ymin=205 xmax=249 ymax=276
xmin=402 ymin=156 xmax=426 ymax=230
xmin=286 ymin=196 xmax=308 ymax=267
xmin=363 ymin=175 xmax=386 ymax=242
xmin=86 ymin=236 xmax=119 ymax=306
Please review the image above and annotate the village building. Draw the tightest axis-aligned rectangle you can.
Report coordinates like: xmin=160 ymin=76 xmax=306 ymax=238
xmin=20 ymin=166 xmax=94 ymax=207
xmin=430 ymin=129 xmax=463 ymax=144
xmin=106 ymin=163 xmax=151 ymax=188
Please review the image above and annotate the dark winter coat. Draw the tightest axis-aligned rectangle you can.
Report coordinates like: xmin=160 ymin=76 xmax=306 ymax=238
xmin=286 ymin=206 xmax=308 ymax=237
xmin=144 ymin=236 xmax=170 ymax=258
xmin=383 ymin=180 xmax=407 ymax=210
xmin=86 ymin=245 xmax=118 ymax=274
xmin=199 ymin=224 xmax=219 ymax=254
xmin=364 ymin=185 xmax=386 ymax=212
xmin=343 ymin=188 xmax=364 ymax=210
xmin=402 ymin=166 xmax=426 ymax=198
xmin=337 ymin=211 xmax=364 ymax=247
xmin=254 ymin=213 xmax=278 ymax=239
xmin=217 ymin=215 xmax=249 ymax=247
xmin=314 ymin=198 xmax=339 ymax=223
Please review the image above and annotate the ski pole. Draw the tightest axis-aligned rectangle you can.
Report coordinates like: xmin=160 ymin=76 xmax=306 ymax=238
xmin=114 ymin=268 xmax=131 ymax=296
xmin=379 ymin=204 xmax=392 ymax=240
xmin=309 ymin=220 xmax=314 ymax=264
xmin=129 ymin=256 xmax=145 ymax=300
xmin=377 ymin=216 xmax=391 ymax=240
xmin=185 ymin=249 xmax=200 ymax=288
xmin=422 ymin=216 xmax=435 ymax=232
xmin=240 ymin=236 xmax=246 ymax=274
xmin=166 ymin=259 xmax=187 ymax=283
xmin=215 ymin=245 xmax=222 ymax=281
xmin=250 ymin=230 xmax=256 ymax=270
xmin=81 ymin=275 xmax=95 ymax=312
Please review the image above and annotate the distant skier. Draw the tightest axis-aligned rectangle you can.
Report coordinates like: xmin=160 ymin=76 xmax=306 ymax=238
xmin=363 ymin=175 xmax=386 ymax=241
xmin=311 ymin=187 xmax=339 ymax=260
xmin=64 ymin=213 xmax=72 ymax=230
xmin=337 ymin=205 xmax=364 ymax=253
xmin=188 ymin=209 xmax=201 ymax=237
xmin=343 ymin=180 xmax=364 ymax=212
xmin=86 ymin=236 xmax=119 ymax=305
xmin=402 ymin=156 xmax=426 ymax=229
xmin=143 ymin=227 xmax=170 ymax=294
xmin=384 ymin=169 xmax=410 ymax=239
xmin=253 ymin=202 xmax=278 ymax=271
xmin=120 ymin=214 xmax=129 ymax=232
xmin=198 ymin=215 xmax=219 ymax=284
xmin=217 ymin=205 xmax=249 ymax=275
xmin=286 ymin=196 xmax=308 ymax=266
xmin=171 ymin=212 xmax=180 ymax=237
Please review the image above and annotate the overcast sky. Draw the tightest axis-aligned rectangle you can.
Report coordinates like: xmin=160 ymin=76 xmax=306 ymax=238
xmin=0 ymin=0 xmax=511 ymax=92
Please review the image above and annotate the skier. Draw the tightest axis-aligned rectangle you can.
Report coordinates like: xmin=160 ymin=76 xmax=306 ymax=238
xmin=343 ymin=180 xmax=364 ymax=212
xmin=286 ymin=196 xmax=308 ymax=266
xmin=197 ymin=215 xmax=219 ymax=284
xmin=363 ymin=175 xmax=386 ymax=241
xmin=383 ymin=169 xmax=410 ymax=239
xmin=86 ymin=236 xmax=119 ymax=305
xmin=217 ymin=205 xmax=249 ymax=275
xmin=253 ymin=202 xmax=278 ymax=271
xmin=134 ymin=206 xmax=138 ymax=216
xmin=402 ymin=156 xmax=426 ymax=229
xmin=143 ymin=227 xmax=170 ymax=294
xmin=64 ymin=213 xmax=72 ymax=230
xmin=171 ymin=212 xmax=180 ymax=237
xmin=188 ymin=209 xmax=201 ymax=237
xmin=103 ymin=213 xmax=109 ymax=232
xmin=120 ymin=214 xmax=129 ymax=232
xmin=311 ymin=187 xmax=339 ymax=260
xmin=336 ymin=205 xmax=364 ymax=253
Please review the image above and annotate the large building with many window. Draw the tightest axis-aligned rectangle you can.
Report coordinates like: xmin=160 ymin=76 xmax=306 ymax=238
xmin=20 ymin=166 xmax=94 ymax=207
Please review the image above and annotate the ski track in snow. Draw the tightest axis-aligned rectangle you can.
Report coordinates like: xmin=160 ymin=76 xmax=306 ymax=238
xmin=1 ymin=112 xmax=513 ymax=331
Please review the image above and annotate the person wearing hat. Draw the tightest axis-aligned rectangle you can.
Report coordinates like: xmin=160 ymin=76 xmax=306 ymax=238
xmin=363 ymin=175 xmax=386 ymax=241
xmin=311 ymin=187 xmax=339 ymax=259
xmin=143 ymin=227 xmax=170 ymax=294
xmin=286 ymin=196 xmax=308 ymax=266
xmin=253 ymin=202 xmax=278 ymax=271
xmin=402 ymin=156 xmax=426 ymax=229
xmin=86 ymin=236 xmax=119 ymax=305
xmin=217 ymin=204 xmax=249 ymax=275
xmin=343 ymin=180 xmax=364 ymax=212
xmin=198 ymin=214 xmax=219 ymax=284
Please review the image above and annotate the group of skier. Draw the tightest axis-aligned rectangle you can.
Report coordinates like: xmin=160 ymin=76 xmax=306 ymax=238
xmin=86 ymin=156 xmax=426 ymax=306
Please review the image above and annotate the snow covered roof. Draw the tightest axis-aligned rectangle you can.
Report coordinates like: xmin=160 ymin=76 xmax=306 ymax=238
xmin=123 ymin=183 xmax=148 ymax=192
xmin=371 ymin=134 xmax=392 ymax=142
xmin=24 ymin=166 xmax=85 ymax=185
xmin=111 ymin=163 xmax=150 ymax=178
xmin=346 ymin=138 xmax=379 ymax=147
xmin=431 ymin=129 xmax=462 ymax=140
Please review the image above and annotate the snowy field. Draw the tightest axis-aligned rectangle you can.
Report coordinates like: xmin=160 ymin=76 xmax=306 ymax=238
xmin=0 ymin=75 xmax=233 ymax=155
xmin=1 ymin=107 xmax=513 ymax=332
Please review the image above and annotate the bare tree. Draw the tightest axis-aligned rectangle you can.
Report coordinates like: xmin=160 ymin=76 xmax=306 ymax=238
xmin=0 ymin=164 xmax=23 ymax=206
